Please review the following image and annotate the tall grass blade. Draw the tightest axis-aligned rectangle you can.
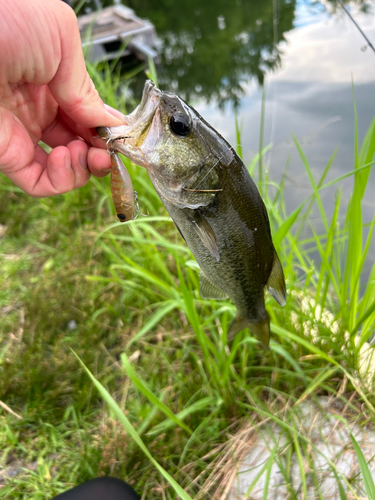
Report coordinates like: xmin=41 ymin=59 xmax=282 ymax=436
xmin=351 ymin=301 xmax=375 ymax=338
xmin=258 ymin=84 xmax=266 ymax=192
xmin=73 ymin=351 xmax=193 ymax=500
xmin=263 ymin=445 xmax=278 ymax=500
xmin=293 ymin=435 xmax=307 ymax=499
xmin=127 ymin=301 xmax=181 ymax=347
xmin=137 ymin=389 xmax=167 ymax=436
xmin=235 ymin=113 xmax=243 ymax=159
xmin=350 ymin=432 xmax=375 ymax=499
xmin=248 ymin=144 xmax=272 ymax=176
xmin=273 ymin=203 xmax=304 ymax=247
xmin=292 ymin=135 xmax=328 ymax=231
xmin=332 ymin=470 xmax=349 ymax=500
xmin=315 ymin=189 xmax=341 ymax=305
xmin=177 ymin=265 xmax=216 ymax=377
xmin=146 ymin=56 xmax=159 ymax=86
xmin=270 ymin=341 xmax=308 ymax=384
xmin=243 ymin=404 xmax=357 ymax=497
xmin=121 ymin=352 xmax=193 ymax=435
xmin=73 ymin=0 xmax=86 ymax=14
xmin=356 ymin=94 xmax=375 ymax=199
xmin=146 ymin=396 xmax=217 ymax=436
xmin=296 ymin=367 xmax=338 ymax=404
xmin=242 ymin=448 xmax=275 ymax=497
xmin=318 ymin=160 xmax=375 ymax=191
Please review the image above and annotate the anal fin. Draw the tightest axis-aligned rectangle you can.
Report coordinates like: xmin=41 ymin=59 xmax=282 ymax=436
xmin=267 ymin=249 xmax=286 ymax=307
xmin=200 ymin=273 xmax=228 ymax=300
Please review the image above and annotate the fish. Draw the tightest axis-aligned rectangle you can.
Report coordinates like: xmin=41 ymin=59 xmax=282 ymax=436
xmin=97 ymin=80 xmax=286 ymax=347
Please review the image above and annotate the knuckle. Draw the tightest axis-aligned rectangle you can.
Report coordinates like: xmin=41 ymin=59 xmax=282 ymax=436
xmin=75 ymin=177 xmax=89 ymax=189
xmin=64 ymin=76 xmax=101 ymax=115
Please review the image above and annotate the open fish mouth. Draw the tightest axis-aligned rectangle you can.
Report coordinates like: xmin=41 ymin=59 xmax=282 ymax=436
xmin=134 ymin=80 xmax=161 ymax=120
xmin=97 ymin=80 xmax=161 ymax=148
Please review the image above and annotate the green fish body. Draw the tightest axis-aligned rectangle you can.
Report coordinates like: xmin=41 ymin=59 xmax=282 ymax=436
xmin=97 ymin=81 xmax=286 ymax=347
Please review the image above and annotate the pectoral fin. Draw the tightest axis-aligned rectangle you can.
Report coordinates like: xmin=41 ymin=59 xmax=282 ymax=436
xmin=267 ymin=250 xmax=286 ymax=306
xmin=200 ymin=273 xmax=228 ymax=300
xmin=190 ymin=213 xmax=220 ymax=262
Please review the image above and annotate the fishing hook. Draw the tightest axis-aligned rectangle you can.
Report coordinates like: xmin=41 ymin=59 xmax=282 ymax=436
xmin=134 ymin=191 xmax=149 ymax=218
xmin=106 ymin=138 xmax=115 ymax=155
xmin=105 ymin=136 xmax=133 ymax=155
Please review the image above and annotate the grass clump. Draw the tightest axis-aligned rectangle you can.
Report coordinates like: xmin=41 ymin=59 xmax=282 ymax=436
xmin=1 ymin=64 xmax=375 ymax=499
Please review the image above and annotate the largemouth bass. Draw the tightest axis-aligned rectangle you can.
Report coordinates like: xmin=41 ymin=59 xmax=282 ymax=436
xmin=97 ymin=81 xmax=286 ymax=347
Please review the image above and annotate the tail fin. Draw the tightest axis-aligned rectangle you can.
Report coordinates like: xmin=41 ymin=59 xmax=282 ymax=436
xmin=228 ymin=314 xmax=270 ymax=349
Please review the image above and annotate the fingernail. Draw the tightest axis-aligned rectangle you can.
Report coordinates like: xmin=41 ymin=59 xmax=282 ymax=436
xmin=102 ymin=167 xmax=112 ymax=174
xmin=64 ymin=153 xmax=71 ymax=172
xmin=79 ymin=152 xmax=88 ymax=170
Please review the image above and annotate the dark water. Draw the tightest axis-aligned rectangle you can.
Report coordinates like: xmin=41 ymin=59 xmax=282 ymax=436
xmin=125 ymin=0 xmax=296 ymax=107
xmin=80 ymin=0 xmax=375 ymax=236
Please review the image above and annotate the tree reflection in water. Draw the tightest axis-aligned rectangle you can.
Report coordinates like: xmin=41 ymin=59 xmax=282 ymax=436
xmin=75 ymin=0 xmax=295 ymax=107
xmin=74 ymin=0 xmax=372 ymax=107
xmin=126 ymin=0 xmax=296 ymax=107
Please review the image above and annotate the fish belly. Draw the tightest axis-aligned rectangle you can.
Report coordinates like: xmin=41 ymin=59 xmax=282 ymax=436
xmin=160 ymin=194 xmax=272 ymax=325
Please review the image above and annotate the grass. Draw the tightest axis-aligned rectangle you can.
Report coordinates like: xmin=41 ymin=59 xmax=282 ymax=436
xmin=1 ymin=63 xmax=375 ymax=499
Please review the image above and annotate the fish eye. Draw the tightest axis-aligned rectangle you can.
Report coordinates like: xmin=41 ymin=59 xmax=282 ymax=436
xmin=170 ymin=113 xmax=191 ymax=137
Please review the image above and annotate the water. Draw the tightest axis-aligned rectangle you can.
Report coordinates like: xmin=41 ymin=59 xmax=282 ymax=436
xmin=115 ymin=0 xmax=375 ymax=223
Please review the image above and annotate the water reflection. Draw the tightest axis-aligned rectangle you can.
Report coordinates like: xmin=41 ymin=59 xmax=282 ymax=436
xmin=194 ymin=6 xmax=375 ymax=228
xmin=77 ymin=0 xmax=296 ymax=106
xmin=75 ymin=0 xmax=373 ymax=107
xmin=127 ymin=0 xmax=297 ymax=106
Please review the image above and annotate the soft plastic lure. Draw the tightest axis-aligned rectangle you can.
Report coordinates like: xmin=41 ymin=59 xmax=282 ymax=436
xmin=110 ymin=151 xmax=136 ymax=222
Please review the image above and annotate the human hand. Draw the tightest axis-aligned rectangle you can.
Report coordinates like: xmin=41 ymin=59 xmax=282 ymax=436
xmin=0 ymin=0 xmax=124 ymax=197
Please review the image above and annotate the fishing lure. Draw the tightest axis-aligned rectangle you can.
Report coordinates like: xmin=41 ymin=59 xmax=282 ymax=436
xmin=109 ymin=149 xmax=136 ymax=222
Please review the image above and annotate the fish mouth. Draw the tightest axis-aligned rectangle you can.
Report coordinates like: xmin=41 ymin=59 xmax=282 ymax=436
xmin=97 ymin=80 xmax=161 ymax=149
xmin=136 ymin=80 xmax=160 ymax=120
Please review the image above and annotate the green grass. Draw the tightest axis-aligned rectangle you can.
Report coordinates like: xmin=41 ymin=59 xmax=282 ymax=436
xmin=1 ymin=65 xmax=375 ymax=499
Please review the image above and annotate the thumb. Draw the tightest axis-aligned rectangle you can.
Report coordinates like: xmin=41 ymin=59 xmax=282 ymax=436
xmin=48 ymin=2 xmax=124 ymax=129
